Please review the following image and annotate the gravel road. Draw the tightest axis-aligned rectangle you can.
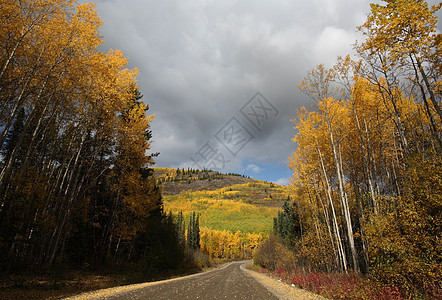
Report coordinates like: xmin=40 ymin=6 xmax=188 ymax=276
xmin=66 ymin=261 xmax=326 ymax=300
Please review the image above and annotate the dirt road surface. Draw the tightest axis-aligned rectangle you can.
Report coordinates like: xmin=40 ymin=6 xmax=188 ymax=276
xmin=66 ymin=261 xmax=326 ymax=300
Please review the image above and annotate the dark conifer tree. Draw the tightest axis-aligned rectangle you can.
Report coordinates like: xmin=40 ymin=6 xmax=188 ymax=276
xmin=273 ymin=200 xmax=302 ymax=246
xmin=186 ymin=212 xmax=200 ymax=250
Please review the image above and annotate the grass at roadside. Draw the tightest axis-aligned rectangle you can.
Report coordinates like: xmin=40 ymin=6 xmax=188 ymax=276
xmin=250 ymin=265 xmax=406 ymax=300
xmin=0 ymin=249 xmax=215 ymax=300
xmin=0 ymin=271 xmax=127 ymax=300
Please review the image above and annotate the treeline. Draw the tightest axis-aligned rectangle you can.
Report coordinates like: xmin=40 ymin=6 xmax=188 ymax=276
xmin=0 ymin=0 xmax=178 ymax=276
xmin=200 ymin=227 xmax=263 ymax=260
xmin=156 ymin=168 xmax=249 ymax=184
xmin=256 ymin=1 xmax=441 ymax=298
xmin=171 ymin=209 xmax=265 ymax=261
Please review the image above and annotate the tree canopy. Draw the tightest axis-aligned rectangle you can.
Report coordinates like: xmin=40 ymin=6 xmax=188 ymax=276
xmin=0 ymin=0 xmax=162 ymax=273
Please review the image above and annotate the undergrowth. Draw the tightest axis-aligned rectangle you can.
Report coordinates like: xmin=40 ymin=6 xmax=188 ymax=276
xmin=253 ymin=265 xmax=407 ymax=300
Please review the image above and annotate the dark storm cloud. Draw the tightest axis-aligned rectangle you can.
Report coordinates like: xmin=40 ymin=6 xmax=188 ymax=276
xmin=84 ymin=0 xmax=438 ymax=176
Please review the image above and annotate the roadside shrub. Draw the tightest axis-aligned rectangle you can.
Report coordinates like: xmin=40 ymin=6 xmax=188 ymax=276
xmin=253 ymin=237 xmax=277 ymax=270
xmin=294 ymin=228 xmax=336 ymax=272
xmin=260 ymin=266 xmax=406 ymax=300
xmin=190 ymin=249 xmax=212 ymax=269
xmin=253 ymin=236 xmax=295 ymax=271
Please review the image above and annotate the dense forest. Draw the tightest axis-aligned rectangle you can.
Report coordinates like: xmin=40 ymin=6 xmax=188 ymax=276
xmin=255 ymin=1 xmax=441 ymax=298
xmin=0 ymin=0 xmax=197 ymax=278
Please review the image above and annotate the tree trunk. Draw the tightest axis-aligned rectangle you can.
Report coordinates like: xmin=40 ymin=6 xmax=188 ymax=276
xmin=351 ymin=95 xmax=378 ymax=212
xmin=414 ymin=54 xmax=442 ymax=122
xmin=317 ymin=145 xmax=347 ymax=272
xmin=323 ymin=108 xmax=359 ymax=272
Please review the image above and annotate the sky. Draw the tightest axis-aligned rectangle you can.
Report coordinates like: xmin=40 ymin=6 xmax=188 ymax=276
xmin=85 ymin=0 xmax=439 ymax=185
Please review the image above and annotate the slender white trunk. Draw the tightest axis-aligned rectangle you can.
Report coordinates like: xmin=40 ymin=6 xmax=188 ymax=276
xmin=377 ymin=54 xmax=409 ymax=153
xmin=324 ymin=108 xmax=359 ymax=272
xmin=414 ymin=54 xmax=442 ymax=122
xmin=317 ymin=145 xmax=347 ymax=272
xmin=351 ymin=98 xmax=378 ymax=212
xmin=312 ymin=179 xmax=339 ymax=270
xmin=0 ymin=45 xmax=46 ymax=150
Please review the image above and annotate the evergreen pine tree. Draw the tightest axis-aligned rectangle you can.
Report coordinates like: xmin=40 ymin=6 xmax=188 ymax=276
xmin=187 ymin=213 xmax=194 ymax=249
xmin=274 ymin=200 xmax=302 ymax=246
xmin=195 ymin=214 xmax=200 ymax=249
xmin=176 ymin=211 xmax=185 ymax=246
xmin=186 ymin=212 xmax=200 ymax=250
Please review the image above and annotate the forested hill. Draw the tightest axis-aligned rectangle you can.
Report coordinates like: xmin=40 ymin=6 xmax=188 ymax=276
xmin=154 ymin=168 xmax=256 ymax=195
xmin=155 ymin=167 xmax=289 ymax=260
xmin=154 ymin=167 xmax=287 ymax=208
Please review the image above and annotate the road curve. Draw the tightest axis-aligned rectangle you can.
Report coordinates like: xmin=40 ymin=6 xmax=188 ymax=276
xmin=117 ymin=261 xmax=277 ymax=300
xmin=67 ymin=261 xmax=276 ymax=300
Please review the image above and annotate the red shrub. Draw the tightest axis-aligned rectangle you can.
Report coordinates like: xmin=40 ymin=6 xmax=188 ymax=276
xmin=259 ymin=266 xmax=409 ymax=300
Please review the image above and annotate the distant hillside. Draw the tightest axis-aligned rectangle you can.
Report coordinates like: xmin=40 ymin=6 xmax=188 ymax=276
xmin=154 ymin=168 xmax=289 ymax=234
xmin=154 ymin=167 xmax=256 ymax=195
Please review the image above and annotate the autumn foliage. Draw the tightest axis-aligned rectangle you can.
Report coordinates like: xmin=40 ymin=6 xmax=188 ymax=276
xmin=255 ymin=1 xmax=442 ymax=299
xmin=200 ymin=227 xmax=263 ymax=260
xmin=162 ymin=179 xmax=285 ymax=261
xmin=0 ymin=0 xmax=168 ymax=275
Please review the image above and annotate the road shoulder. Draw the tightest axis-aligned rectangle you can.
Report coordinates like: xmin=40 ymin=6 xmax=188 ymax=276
xmin=241 ymin=263 xmax=327 ymax=300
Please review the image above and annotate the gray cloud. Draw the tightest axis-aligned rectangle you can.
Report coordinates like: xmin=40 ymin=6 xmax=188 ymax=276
xmin=84 ymin=0 xmax=440 ymax=176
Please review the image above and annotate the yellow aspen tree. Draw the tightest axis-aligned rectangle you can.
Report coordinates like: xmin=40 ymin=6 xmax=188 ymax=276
xmin=290 ymin=107 xmax=347 ymax=271
xmin=333 ymin=57 xmax=379 ymax=211
xmin=299 ymin=66 xmax=359 ymax=272
xmin=358 ymin=0 xmax=442 ymax=146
